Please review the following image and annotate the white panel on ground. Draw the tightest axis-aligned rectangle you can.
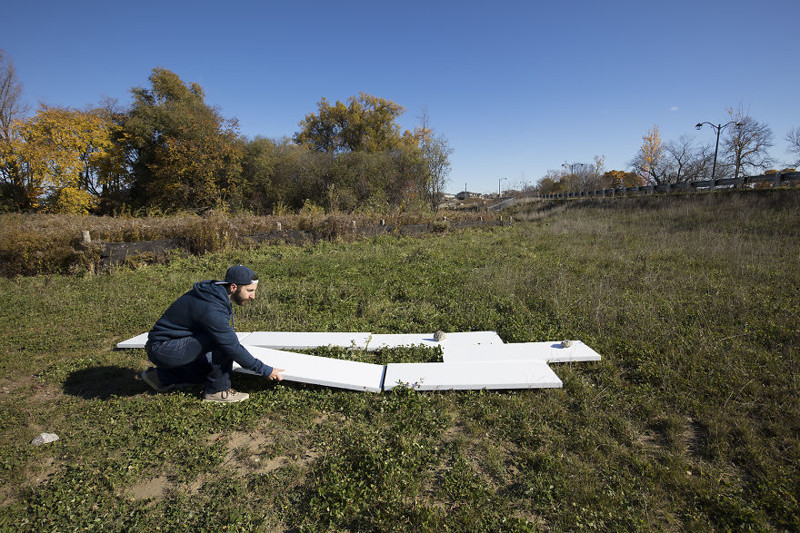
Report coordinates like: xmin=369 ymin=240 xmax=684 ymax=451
xmin=117 ymin=330 xmax=601 ymax=392
xmin=235 ymin=345 xmax=385 ymax=392
xmin=116 ymin=332 xmax=149 ymax=349
xmin=368 ymin=331 xmax=503 ymax=353
xmin=367 ymin=333 xmax=438 ymax=349
xmin=438 ymin=331 xmax=504 ymax=358
xmin=383 ymin=360 xmax=562 ymax=391
xmin=241 ymin=331 xmax=372 ymax=350
xmin=116 ymin=332 xmax=252 ymax=350
xmin=442 ymin=341 xmax=602 ymax=363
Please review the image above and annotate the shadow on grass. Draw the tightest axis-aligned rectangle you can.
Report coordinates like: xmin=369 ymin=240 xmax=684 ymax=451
xmin=63 ymin=366 xmax=145 ymax=399
xmin=63 ymin=363 xmax=354 ymax=400
xmin=63 ymin=366 xmax=286 ymax=400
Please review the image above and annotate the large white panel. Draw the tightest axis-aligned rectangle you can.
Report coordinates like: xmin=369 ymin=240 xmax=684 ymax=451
xmin=118 ymin=330 xmax=601 ymax=393
xmin=116 ymin=332 xmax=252 ymax=350
xmin=438 ymin=331 xmax=504 ymax=358
xmin=367 ymin=333 xmax=438 ymax=350
xmin=235 ymin=345 xmax=385 ymax=392
xmin=368 ymin=331 xmax=503 ymax=353
xmin=442 ymin=340 xmax=602 ymax=363
xmin=241 ymin=331 xmax=372 ymax=350
xmin=530 ymin=341 xmax=602 ymax=363
xmin=116 ymin=332 xmax=149 ymax=349
xmin=383 ymin=360 xmax=562 ymax=391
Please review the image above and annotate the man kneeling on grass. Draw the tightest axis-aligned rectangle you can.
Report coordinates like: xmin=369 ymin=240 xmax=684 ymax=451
xmin=142 ymin=265 xmax=283 ymax=403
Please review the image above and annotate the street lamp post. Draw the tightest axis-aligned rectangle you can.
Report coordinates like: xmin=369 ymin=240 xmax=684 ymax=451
xmin=695 ymin=121 xmax=742 ymax=181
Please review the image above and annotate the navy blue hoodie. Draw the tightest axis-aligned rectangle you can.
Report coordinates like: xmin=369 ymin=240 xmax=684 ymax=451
xmin=148 ymin=280 xmax=273 ymax=378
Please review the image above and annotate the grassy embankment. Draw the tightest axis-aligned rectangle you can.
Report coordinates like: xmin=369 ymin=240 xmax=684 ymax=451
xmin=0 ymin=190 xmax=797 ymax=531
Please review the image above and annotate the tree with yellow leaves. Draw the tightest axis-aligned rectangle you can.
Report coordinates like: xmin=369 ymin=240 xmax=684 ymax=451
xmin=632 ymin=125 xmax=665 ymax=184
xmin=294 ymin=92 xmax=406 ymax=154
xmin=602 ymin=170 xmax=642 ymax=189
xmin=10 ymin=105 xmax=122 ymax=213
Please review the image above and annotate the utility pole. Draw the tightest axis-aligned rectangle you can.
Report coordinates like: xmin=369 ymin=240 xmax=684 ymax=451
xmin=695 ymin=120 xmax=742 ymax=180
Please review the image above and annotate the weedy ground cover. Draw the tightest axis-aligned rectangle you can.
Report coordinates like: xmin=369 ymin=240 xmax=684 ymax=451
xmin=0 ymin=190 xmax=797 ymax=531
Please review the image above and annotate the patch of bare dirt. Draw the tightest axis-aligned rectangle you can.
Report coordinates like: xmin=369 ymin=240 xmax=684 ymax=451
xmin=215 ymin=429 xmax=318 ymax=478
xmin=128 ymin=475 xmax=169 ymax=501
xmin=636 ymin=431 xmax=663 ymax=451
xmin=0 ymin=373 xmax=37 ymax=395
xmin=440 ymin=422 xmax=469 ymax=444
xmin=512 ymin=509 xmax=550 ymax=531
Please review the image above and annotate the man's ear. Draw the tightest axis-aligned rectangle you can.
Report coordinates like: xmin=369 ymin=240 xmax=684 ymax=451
xmin=228 ymin=283 xmax=238 ymax=294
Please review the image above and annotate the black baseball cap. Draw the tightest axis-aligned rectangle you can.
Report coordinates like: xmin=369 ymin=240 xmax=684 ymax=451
xmin=215 ymin=265 xmax=258 ymax=285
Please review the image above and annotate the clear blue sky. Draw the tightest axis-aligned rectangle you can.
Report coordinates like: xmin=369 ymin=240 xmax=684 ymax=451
xmin=5 ymin=0 xmax=799 ymax=194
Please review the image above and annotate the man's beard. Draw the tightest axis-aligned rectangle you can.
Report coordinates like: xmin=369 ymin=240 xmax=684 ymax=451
xmin=232 ymin=291 xmax=247 ymax=306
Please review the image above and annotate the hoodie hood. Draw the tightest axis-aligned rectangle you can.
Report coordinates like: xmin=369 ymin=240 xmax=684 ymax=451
xmin=192 ymin=280 xmax=232 ymax=312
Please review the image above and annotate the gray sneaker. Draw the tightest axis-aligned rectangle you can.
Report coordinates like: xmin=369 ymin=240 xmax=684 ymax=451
xmin=140 ymin=368 xmax=175 ymax=393
xmin=203 ymin=389 xmax=249 ymax=403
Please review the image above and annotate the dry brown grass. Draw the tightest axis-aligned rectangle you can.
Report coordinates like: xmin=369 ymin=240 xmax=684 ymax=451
xmin=0 ymin=209 xmax=492 ymax=277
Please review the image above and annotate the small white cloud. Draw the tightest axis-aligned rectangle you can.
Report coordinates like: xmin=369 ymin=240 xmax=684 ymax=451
xmin=670 ymin=106 xmax=679 ymax=112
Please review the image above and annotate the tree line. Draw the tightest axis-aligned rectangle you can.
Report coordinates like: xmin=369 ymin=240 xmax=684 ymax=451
xmin=0 ymin=52 xmax=452 ymax=215
xmin=536 ymin=108 xmax=799 ymax=196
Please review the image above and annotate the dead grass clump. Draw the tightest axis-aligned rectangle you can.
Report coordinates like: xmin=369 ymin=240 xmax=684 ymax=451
xmin=319 ymin=213 xmax=356 ymax=241
xmin=0 ymin=225 xmax=78 ymax=276
xmin=179 ymin=215 xmax=235 ymax=255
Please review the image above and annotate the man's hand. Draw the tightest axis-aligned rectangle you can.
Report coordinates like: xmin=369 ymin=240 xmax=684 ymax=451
xmin=268 ymin=368 xmax=284 ymax=381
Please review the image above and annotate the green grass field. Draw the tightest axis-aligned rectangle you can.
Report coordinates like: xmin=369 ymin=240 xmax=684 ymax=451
xmin=0 ymin=190 xmax=798 ymax=531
